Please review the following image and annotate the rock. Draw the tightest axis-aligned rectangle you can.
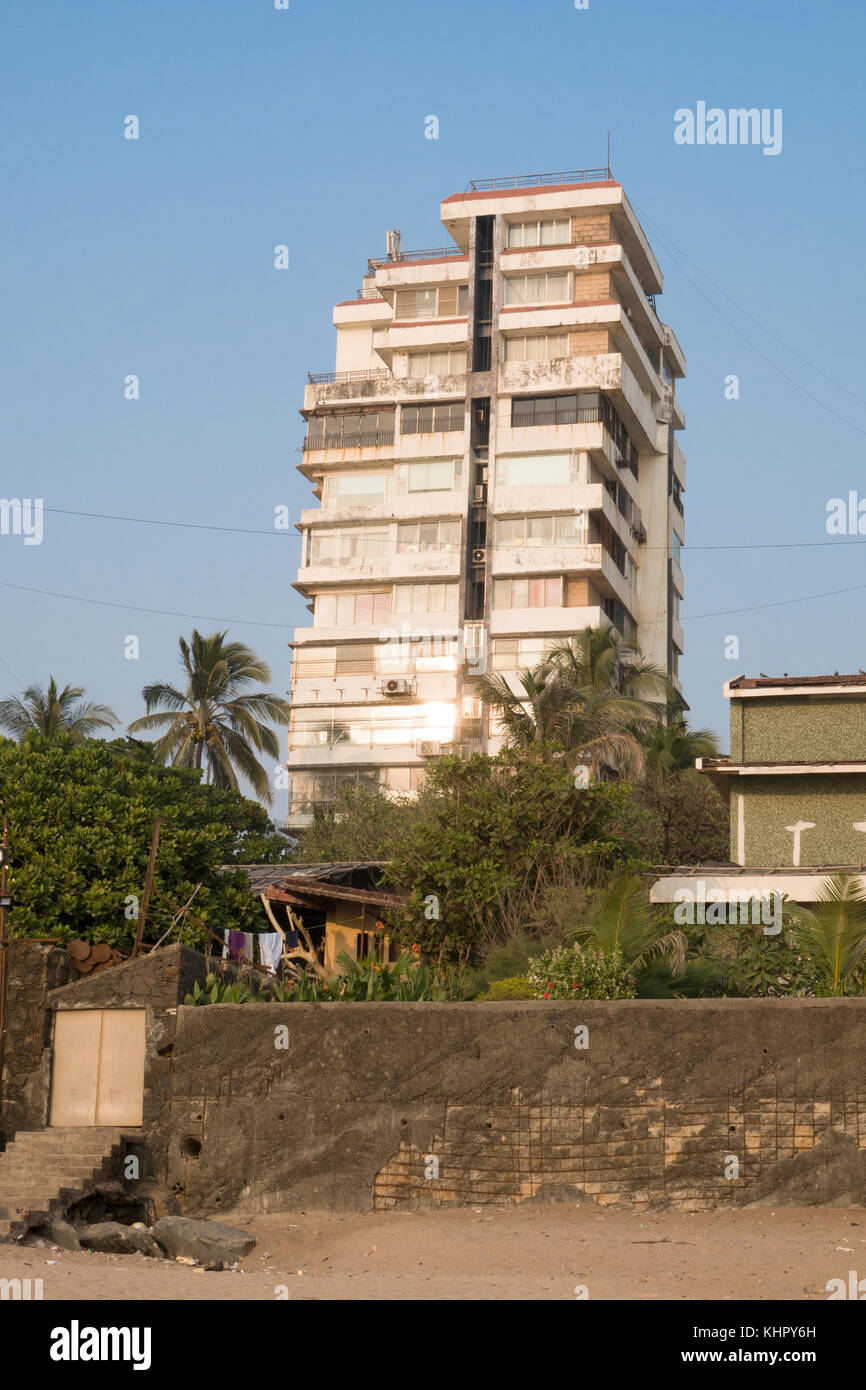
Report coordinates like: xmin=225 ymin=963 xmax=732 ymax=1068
xmin=47 ymin=1218 xmax=81 ymax=1252
xmin=152 ymin=1216 xmax=256 ymax=1265
xmin=80 ymin=1222 xmax=163 ymax=1258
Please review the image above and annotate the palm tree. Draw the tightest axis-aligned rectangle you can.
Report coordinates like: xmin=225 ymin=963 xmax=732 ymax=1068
xmin=786 ymin=873 xmax=866 ymax=995
xmin=128 ymin=630 xmax=291 ymax=804
xmin=0 ymin=678 xmax=118 ymax=742
xmin=475 ymin=667 xmax=572 ymax=750
xmin=643 ymin=716 xmax=720 ymax=777
xmin=567 ymin=873 xmax=727 ymax=998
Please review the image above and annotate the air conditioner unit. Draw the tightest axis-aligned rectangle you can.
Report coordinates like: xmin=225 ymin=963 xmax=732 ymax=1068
xmin=416 ymin=740 xmax=442 ymax=757
xmin=474 ymin=484 xmax=486 ymax=502
xmin=380 ymin=677 xmax=413 ymax=697
xmin=471 ymin=547 xmax=486 ymax=565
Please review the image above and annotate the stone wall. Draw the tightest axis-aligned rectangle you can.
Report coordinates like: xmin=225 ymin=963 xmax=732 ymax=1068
xmin=162 ymin=997 xmax=866 ymax=1216
xmin=7 ymin=953 xmax=866 ymax=1214
xmin=0 ymin=943 xmax=71 ymax=1144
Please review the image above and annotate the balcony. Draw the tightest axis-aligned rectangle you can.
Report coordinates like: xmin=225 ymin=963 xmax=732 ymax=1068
xmin=302 ymin=429 xmax=395 ymax=452
xmin=298 ymin=546 xmax=462 ymax=587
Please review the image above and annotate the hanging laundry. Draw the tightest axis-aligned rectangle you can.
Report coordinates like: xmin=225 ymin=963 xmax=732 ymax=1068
xmin=258 ymin=932 xmax=283 ymax=973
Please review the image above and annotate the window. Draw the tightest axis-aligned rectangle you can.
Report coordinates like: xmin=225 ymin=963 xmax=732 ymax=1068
xmin=397 ymin=520 xmax=461 ymax=552
xmin=401 ymin=402 xmax=465 ymax=434
xmin=504 ymin=273 xmax=570 ymax=307
xmin=511 ymin=392 xmax=607 ymax=428
xmin=335 ymin=644 xmax=375 ymax=675
xmin=378 ymin=634 xmax=459 ymax=674
xmin=671 ymin=591 xmax=680 ymax=620
xmin=496 ymin=513 xmax=584 ymax=545
xmin=323 ymin=473 xmax=389 ymax=508
xmin=308 ymin=528 xmax=390 ymax=565
xmin=393 ymin=582 xmax=459 ymax=614
xmin=407 ymin=460 xmax=455 ymax=492
xmin=394 ymin=285 xmax=468 ymax=319
xmin=492 ymin=577 xmax=563 ymax=609
xmin=491 ymin=638 xmax=553 ymax=671
xmin=306 ymin=410 xmax=394 ymax=449
xmin=406 ymin=349 xmax=467 ymax=378
xmin=314 ymin=591 xmax=391 ymax=627
xmin=292 ymin=646 xmax=336 ymax=679
xmin=672 ymin=529 xmax=682 ymax=565
xmin=672 ymin=475 xmax=684 ymax=514
xmin=498 ymin=453 xmax=575 ymax=488
xmin=506 ymin=218 xmax=571 ymax=248
xmin=504 ymin=334 xmax=569 ymax=362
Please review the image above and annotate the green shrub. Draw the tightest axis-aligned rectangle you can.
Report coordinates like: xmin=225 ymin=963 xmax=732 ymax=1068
xmin=477 ymin=975 xmax=534 ymax=1000
xmin=527 ymin=944 xmax=636 ymax=1000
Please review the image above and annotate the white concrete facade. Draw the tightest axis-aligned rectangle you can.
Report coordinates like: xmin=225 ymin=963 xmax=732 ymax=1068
xmin=287 ymin=173 xmax=686 ymax=826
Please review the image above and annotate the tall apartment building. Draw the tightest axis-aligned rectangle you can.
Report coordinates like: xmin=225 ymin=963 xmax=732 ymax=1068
xmin=287 ymin=168 xmax=686 ymax=826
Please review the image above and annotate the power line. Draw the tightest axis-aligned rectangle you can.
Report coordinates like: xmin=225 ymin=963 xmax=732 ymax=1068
xmin=630 ymin=199 xmax=866 ymax=412
xmin=681 ymin=578 xmax=866 ymax=623
xmin=0 ymin=580 xmax=294 ymax=630
xmin=630 ymin=199 xmax=866 ymax=438
xmin=43 ymin=506 xmax=301 ymax=538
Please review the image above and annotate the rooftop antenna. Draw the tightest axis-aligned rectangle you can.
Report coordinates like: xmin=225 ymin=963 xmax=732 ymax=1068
xmin=386 ymin=226 xmax=402 ymax=261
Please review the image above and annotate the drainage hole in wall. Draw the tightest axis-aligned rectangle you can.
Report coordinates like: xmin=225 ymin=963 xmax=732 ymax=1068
xmin=171 ymin=1183 xmax=185 ymax=1195
xmin=181 ymin=1136 xmax=202 ymax=1159
xmin=401 ymin=1118 xmax=408 ymax=1127
xmin=278 ymin=1113 xmax=286 ymax=1121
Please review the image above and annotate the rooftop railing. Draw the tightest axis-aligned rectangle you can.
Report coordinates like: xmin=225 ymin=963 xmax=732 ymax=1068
xmin=307 ymin=369 xmax=390 ymax=385
xmin=367 ymin=247 xmax=464 ymax=271
xmin=469 ymin=167 xmax=612 ymax=192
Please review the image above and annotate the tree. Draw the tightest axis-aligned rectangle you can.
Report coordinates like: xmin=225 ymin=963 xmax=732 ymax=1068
xmin=386 ymin=752 xmax=657 ymax=959
xmin=128 ymin=630 xmax=291 ymax=804
xmin=786 ymin=874 xmax=866 ymax=995
xmin=292 ymin=783 xmax=416 ymax=863
xmin=477 ymin=627 xmax=667 ymax=781
xmin=643 ymin=713 xmax=720 ymax=777
xmin=474 ymin=667 xmax=572 ymax=749
xmin=0 ymin=732 xmax=291 ymax=949
xmin=0 ymin=678 xmax=118 ymax=742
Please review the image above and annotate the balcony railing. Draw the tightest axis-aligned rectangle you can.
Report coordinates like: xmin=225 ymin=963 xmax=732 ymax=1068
xmin=512 ymin=405 xmax=605 ymax=428
xmin=307 ymin=369 xmax=390 ymax=385
xmin=469 ymin=167 xmax=612 ymax=192
xmin=302 ymin=430 xmax=395 ymax=451
xmin=367 ymin=247 xmax=464 ymax=271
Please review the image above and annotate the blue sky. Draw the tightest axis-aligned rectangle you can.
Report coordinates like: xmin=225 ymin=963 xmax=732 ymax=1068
xmin=2 ymin=0 xmax=864 ymax=820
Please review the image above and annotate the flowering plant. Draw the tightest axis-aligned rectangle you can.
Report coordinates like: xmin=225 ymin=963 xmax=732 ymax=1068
xmin=527 ymin=944 xmax=636 ymax=1000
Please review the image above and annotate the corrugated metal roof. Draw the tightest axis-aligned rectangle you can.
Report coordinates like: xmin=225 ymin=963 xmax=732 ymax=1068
xmin=221 ymin=862 xmax=389 ymax=894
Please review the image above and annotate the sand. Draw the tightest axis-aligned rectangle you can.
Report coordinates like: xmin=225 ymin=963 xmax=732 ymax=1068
xmin=2 ymin=1204 xmax=864 ymax=1300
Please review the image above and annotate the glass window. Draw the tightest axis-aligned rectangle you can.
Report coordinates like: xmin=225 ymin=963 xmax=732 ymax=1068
xmin=401 ymin=403 xmax=465 ymax=434
xmin=526 ymin=516 xmax=553 ymax=545
xmin=416 ymin=288 xmax=437 ymax=317
xmin=407 ymin=460 xmax=454 ymax=492
xmin=493 ymin=577 xmax=563 ymax=609
xmin=506 ymin=218 xmax=571 ymax=248
xmin=504 ymin=454 xmax=571 ymax=487
xmin=315 ymin=592 xmax=390 ymax=627
xmin=397 ymin=520 xmax=460 ymax=552
xmin=504 ymin=273 xmax=570 ymax=306
xmin=326 ymin=473 xmax=389 ymax=508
